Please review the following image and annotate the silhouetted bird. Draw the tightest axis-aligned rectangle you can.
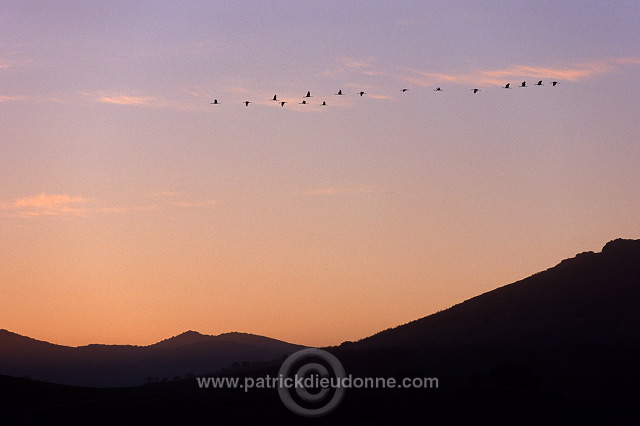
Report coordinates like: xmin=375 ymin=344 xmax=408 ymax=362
xmin=401 ymin=88 xmax=408 ymax=92
xmin=520 ymin=81 xmax=527 ymax=87
xmin=335 ymin=90 xmax=344 ymax=95
xmin=503 ymin=83 xmax=511 ymax=89
xmin=535 ymin=80 xmax=543 ymax=86
xmin=321 ymin=101 xmax=327 ymax=106
xmin=304 ymin=91 xmax=312 ymax=98
xmin=471 ymin=88 xmax=481 ymax=93
xmin=299 ymin=100 xmax=307 ymax=105
xmin=434 ymin=87 xmax=443 ymax=91
xmin=357 ymin=91 xmax=366 ymax=96
xmin=243 ymin=101 xmax=251 ymax=106
xmin=280 ymin=101 xmax=286 ymax=107
xmin=551 ymin=81 xmax=559 ymax=86
xmin=210 ymin=99 xmax=219 ymax=104
xmin=272 ymin=94 xmax=278 ymax=101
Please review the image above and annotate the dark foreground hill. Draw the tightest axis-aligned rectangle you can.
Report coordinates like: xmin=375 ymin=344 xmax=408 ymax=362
xmin=0 ymin=330 xmax=304 ymax=387
xmin=326 ymin=238 xmax=640 ymax=422
xmin=352 ymin=237 xmax=640 ymax=351
xmin=1 ymin=238 xmax=638 ymax=424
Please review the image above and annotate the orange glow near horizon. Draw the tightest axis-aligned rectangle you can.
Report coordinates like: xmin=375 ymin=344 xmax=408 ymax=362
xmin=2 ymin=2 xmax=640 ymax=349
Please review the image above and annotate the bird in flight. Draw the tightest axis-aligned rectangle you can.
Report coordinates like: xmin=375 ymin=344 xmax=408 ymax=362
xmin=520 ymin=81 xmax=527 ymax=87
xmin=243 ymin=101 xmax=251 ymax=106
xmin=551 ymin=81 xmax=559 ymax=86
xmin=304 ymin=91 xmax=312 ymax=98
xmin=357 ymin=91 xmax=366 ymax=97
xmin=503 ymin=83 xmax=510 ymax=89
xmin=299 ymin=100 xmax=307 ymax=105
xmin=321 ymin=101 xmax=327 ymax=106
xmin=471 ymin=88 xmax=481 ymax=93
xmin=272 ymin=94 xmax=278 ymax=101
xmin=210 ymin=99 xmax=219 ymax=104
xmin=434 ymin=87 xmax=443 ymax=91
xmin=335 ymin=90 xmax=344 ymax=95
xmin=280 ymin=101 xmax=286 ymax=107
xmin=401 ymin=88 xmax=409 ymax=92
xmin=535 ymin=80 xmax=543 ymax=86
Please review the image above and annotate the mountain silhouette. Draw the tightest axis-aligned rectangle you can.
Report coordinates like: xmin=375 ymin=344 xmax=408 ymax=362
xmin=1 ymin=238 xmax=638 ymax=424
xmin=351 ymin=237 xmax=640 ymax=351
xmin=0 ymin=330 xmax=304 ymax=387
xmin=324 ymin=238 xmax=640 ymax=422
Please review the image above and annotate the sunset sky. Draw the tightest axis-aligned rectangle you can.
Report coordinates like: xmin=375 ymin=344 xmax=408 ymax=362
xmin=1 ymin=1 xmax=639 ymax=348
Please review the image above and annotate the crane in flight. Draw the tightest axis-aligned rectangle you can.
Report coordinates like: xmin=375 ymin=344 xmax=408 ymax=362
xmin=503 ymin=83 xmax=510 ymax=89
xmin=243 ymin=101 xmax=251 ymax=106
xmin=357 ymin=91 xmax=366 ymax=97
xmin=471 ymin=88 xmax=481 ymax=93
xmin=520 ymin=81 xmax=527 ymax=87
xmin=210 ymin=99 xmax=219 ymax=104
xmin=335 ymin=90 xmax=344 ymax=95
xmin=535 ymin=80 xmax=543 ymax=86
xmin=551 ymin=81 xmax=559 ymax=86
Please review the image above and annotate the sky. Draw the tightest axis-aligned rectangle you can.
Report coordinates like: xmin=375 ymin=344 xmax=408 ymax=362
xmin=1 ymin=1 xmax=639 ymax=348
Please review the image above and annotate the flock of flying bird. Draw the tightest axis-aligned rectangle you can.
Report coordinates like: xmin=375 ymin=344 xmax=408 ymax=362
xmin=209 ymin=80 xmax=560 ymax=107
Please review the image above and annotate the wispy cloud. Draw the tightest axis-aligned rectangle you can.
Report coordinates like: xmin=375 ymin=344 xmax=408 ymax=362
xmin=401 ymin=57 xmax=638 ymax=87
xmin=338 ymin=57 xmax=373 ymax=69
xmin=1 ymin=193 xmax=94 ymax=218
xmin=12 ymin=193 xmax=88 ymax=209
xmin=80 ymin=91 xmax=211 ymax=111
xmin=321 ymin=57 xmax=384 ymax=79
xmin=479 ymin=63 xmax=612 ymax=83
xmin=338 ymin=57 xmax=391 ymax=78
xmin=367 ymin=94 xmax=394 ymax=100
xmin=0 ymin=95 xmax=26 ymax=103
xmin=2 ymin=191 xmax=218 ymax=219
xmin=614 ymin=56 xmax=640 ymax=65
xmin=95 ymin=94 xmax=162 ymax=106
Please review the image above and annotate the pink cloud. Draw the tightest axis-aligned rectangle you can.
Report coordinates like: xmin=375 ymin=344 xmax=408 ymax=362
xmin=401 ymin=58 xmax=630 ymax=87
xmin=614 ymin=56 xmax=640 ymax=65
xmin=13 ymin=193 xmax=89 ymax=209
xmin=480 ymin=62 xmax=612 ymax=82
xmin=96 ymin=95 xmax=159 ymax=106
xmin=338 ymin=58 xmax=372 ymax=69
xmin=3 ymin=193 xmax=93 ymax=218
xmin=0 ymin=95 xmax=26 ymax=103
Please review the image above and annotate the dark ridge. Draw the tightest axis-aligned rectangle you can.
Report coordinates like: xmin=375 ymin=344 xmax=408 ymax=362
xmin=351 ymin=238 xmax=640 ymax=350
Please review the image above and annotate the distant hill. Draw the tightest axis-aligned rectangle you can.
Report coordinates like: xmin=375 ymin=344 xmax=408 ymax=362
xmin=0 ymin=329 xmax=305 ymax=387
